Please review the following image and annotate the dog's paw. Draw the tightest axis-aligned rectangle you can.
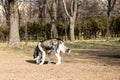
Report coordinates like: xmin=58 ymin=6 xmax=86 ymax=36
xmin=56 ymin=62 xmax=61 ymax=65
xmin=39 ymin=63 xmax=44 ymax=65
xmin=36 ymin=63 xmax=40 ymax=65
xmin=48 ymin=62 xmax=51 ymax=64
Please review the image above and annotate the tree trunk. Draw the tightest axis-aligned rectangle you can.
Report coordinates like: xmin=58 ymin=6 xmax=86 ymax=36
xmin=70 ymin=17 xmax=75 ymax=41
xmin=62 ymin=0 xmax=77 ymax=42
xmin=64 ymin=19 xmax=68 ymax=41
xmin=51 ymin=21 xmax=58 ymax=38
xmin=106 ymin=15 xmax=110 ymax=40
xmin=105 ymin=0 xmax=117 ymax=40
xmin=51 ymin=0 xmax=58 ymax=38
xmin=8 ymin=1 xmax=20 ymax=46
xmin=25 ymin=23 xmax=28 ymax=46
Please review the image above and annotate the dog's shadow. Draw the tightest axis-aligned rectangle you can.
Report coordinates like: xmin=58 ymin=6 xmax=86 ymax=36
xmin=26 ymin=60 xmax=36 ymax=64
xmin=26 ymin=60 xmax=56 ymax=65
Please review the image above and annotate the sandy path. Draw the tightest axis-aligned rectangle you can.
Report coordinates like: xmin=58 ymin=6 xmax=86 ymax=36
xmin=0 ymin=50 xmax=120 ymax=80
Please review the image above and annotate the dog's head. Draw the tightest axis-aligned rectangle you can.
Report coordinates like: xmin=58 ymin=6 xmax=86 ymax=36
xmin=58 ymin=41 xmax=71 ymax=54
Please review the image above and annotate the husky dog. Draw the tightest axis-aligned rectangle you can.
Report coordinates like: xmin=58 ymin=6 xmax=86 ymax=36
xmin=33 ymin=38 xmax=71 ymax=65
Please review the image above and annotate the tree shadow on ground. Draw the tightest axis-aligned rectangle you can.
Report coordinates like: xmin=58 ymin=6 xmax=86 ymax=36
xmin=72 ymin=49 xmax=120 ymax=66
xmin=98 ymin=54 xmax=120 ymax=58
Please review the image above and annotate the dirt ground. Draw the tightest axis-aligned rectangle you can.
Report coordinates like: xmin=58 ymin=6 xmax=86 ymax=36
xmin=0 ymin=48 xmax=120 ymax=80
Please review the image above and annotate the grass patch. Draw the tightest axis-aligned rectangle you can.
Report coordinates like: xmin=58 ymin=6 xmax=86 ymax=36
xmin=0 ymin=40 xmax=120 ymax=56
xmin=66 ymin=40 xmax=120 ymax=49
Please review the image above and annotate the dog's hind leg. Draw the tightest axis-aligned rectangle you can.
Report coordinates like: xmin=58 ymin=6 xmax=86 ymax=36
xmin=40 ymin=51 xmax=46 ymax=65
xmin=38 ymin=42 xmax=46 ymax=65
xmin=36 ymin=58 xmax=40 ymax=65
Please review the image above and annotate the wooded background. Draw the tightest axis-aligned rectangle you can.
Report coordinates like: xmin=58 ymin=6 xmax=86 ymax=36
xmin=0 ymin=0 xmax=120 ymax=46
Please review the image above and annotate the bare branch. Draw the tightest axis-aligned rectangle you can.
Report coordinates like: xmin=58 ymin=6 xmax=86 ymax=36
xmin=45 ymin=0 xmax=52 ymax=18
xmin=73 ymin=0 xmax=78 ymax=17
xmin=111 ymin=0 xmax=117 ymax=11
xmin=62 ymin=0 xmax=71 ymax=17
xmin=45 ymin=0 xmax=51 ymax=13
xmin=71 ymin=0 xmax=74 ymax=16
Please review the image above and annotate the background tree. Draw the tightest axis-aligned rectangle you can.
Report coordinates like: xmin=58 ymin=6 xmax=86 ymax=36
xmin=0 ymin=0 xmax=120 ymax=42
xmin=1 ymin=0 xmax=20 ymax=46
xmin=62 ymin=0 xmax=78 ymax=42
xmin=36 ymin=0 xmax=48 ymax=39
xmin=19 ymin=1 xmax=34 ymax=46
xmin=106 ymin=0 xmax=117 ymax=40
xmin=0 ymin=0 xmax=10 ymax=41
xmin=1 ymin=0 xmax=10 ymax=27
xmin=77 ymin=0 xmax=101 ymax=39
xmin=45 ymin=0 xmax=58 ymax=38
xmin=9 ymin=0 xmax=20 ymax=46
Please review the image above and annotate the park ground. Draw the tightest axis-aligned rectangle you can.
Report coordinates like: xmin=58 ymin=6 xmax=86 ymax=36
xmin=0 ymin=40 xmax=120 ymax=80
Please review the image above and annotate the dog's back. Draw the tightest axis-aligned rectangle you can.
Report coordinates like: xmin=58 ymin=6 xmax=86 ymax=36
xmin=40 ymin=38 xmax=62 ymax=50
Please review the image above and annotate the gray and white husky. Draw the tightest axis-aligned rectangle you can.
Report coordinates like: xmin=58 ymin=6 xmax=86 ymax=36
xmin=33 ymin=38 xmax=71 ymax=65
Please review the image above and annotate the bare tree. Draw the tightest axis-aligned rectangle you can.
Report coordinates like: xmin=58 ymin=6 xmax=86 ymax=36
xmin=19 ymin=1 xmax=34 ymax=46
xmin=1 ymin=0 xmax=20 ymax=46
xmin=19 ymin=2 xmax=29 ymax=46
xmin=37 ymin=0 xmax=51 ymax=39
xmin=112 ymin=0 xmax=120 ymax=17
xmin=106 ymin=0 xmax=116 ymax=40
xmin=9 ymin=0 xmax=20 ymax=46
xmin=62 ymin=0 xmax=78 ymax=42
xmin=46 ymin=0 xmax=58 ymax=38
xmin=1 ymin=0 xmax=10 ymax=26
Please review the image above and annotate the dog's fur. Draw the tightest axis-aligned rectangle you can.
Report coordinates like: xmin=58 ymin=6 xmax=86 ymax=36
xmin=33 ymin=38 xmax=71 ymax=65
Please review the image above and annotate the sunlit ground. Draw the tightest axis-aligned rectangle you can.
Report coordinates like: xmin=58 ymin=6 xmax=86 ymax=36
xmin=0 ymin=39 xmax=120 ymax=80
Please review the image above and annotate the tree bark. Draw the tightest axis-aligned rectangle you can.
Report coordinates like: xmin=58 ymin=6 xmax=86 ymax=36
xmin=106 ymin=14 xmax=110 ymax=40
xmin=62 ymin=0 xmax=77 ymax=42
xmin=50 ymin=0 xmax=58 ymax=38
xmin=106 ymin=0 xmax=116 ymax=40
xmin=51 ymin=21 xmax=58 ymax=38
xmin=25 ymin=23 xmax=28 ymax=46
xmin=8 ymin=1 xmax=20 ymax=46
xmin=46 ymin=0 xmax=58 ymax=39
xmin=70 ymin=17 xmax=75 ymax=41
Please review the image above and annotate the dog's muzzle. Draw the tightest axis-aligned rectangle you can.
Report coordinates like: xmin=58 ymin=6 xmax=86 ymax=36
xmin=65 ymin=49 xmax=71 ymax=54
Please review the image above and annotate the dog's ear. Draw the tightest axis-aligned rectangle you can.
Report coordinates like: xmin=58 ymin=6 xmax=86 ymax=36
xmin=40 ymin=40 xmax=43 ymax=42
xmin=58 ymin=41 xmax=63 ymax=44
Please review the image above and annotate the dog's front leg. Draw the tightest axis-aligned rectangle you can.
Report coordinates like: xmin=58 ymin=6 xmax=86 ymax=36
xmin=55 ymin=51 xmax=61 ymax=65
xmin=48 ymin=53 xmax=51 ymax=64
xmin=36 ymin=59 xmax=40 ymax=64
